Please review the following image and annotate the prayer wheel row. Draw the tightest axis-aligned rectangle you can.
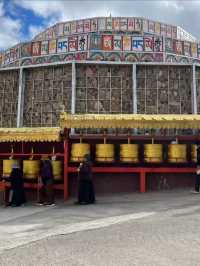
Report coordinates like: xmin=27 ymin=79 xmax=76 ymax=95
xmin=70 ymin=143 xmax=198 ymax=163
xmin=2 ymin=159 xmax=62 ymax=180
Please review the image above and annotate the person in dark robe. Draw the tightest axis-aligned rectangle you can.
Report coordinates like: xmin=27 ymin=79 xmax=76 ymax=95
xmin=7 ymin=164 xmax=26 ymax=207
xmin=76 ymin=154 xmax=95 ymax=205
xmin=38 ymin=156 xmax=55 ymax=206
xmin=191 ymin=143 xmax=200 ymax=193
xmin=197 ymin=144 xmax=200 ymax=165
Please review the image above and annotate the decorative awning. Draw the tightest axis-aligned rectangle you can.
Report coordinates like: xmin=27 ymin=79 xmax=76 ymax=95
xmin=0 ymin=127 xmax=60 ymax=142
xmin=60 ymin=113 xmax=200 ymax=129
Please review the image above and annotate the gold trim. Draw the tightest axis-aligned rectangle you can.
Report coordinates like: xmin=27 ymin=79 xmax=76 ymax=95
xmin=60 ymin=113 xmax=200 ymax=129
xmin=0 ymin=127 xmax=60 ymax=142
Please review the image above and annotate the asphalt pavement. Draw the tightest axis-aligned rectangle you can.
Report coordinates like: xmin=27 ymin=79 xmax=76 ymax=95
xmin=0 ymin=190 xmax=200 ymax=266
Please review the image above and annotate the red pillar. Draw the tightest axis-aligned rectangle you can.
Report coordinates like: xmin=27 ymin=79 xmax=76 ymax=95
xmin=140 ymin=170 xmax=146 ymax=193
xmin=63 ymin=138 xmax=69 ymax=200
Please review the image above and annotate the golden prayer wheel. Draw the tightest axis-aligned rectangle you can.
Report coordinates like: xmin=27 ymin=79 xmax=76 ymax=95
xmin=191 ymin=144 xmax=197 ymax=163
xmin=23 ymin=159 xmax=40 ymax=179
xmin=144 ymin=144 xmax=163 ymax=163
xmin=168 ymin=144 xmax=187 ymax=163
xmin=71 ymin=143 xmax=90 ymax=162
xmin=3 ymin=159 xmax=20 ymax=177
xmin=96 ymin=144 xmax=114 ymax=162
xmin=52 ymin=160 xmax=62 ymax=181
xmin=120 ymin=144 xmax=139 ymax=163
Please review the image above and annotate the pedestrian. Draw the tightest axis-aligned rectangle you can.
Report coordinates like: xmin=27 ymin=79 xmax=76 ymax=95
xmin=197 ymin=143 xmax=200 ymax=165
xmin=38 ymin=156 xmax=55 ymax=206
xmin=7 ymin=164 xmax=26 ymax=207
xmin=75 ymin=154 xmax=95 ymax=205
xmin=191 ymin=144 xmax=200 ymax=194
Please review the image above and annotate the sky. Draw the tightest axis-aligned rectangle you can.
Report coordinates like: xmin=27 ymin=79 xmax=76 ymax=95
xmin=1 ymin=0 xmax=200 ymax=51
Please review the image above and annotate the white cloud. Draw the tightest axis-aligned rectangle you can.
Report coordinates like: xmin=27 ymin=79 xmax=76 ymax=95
xmin=0 ymin=3 xmax=22 ymax=50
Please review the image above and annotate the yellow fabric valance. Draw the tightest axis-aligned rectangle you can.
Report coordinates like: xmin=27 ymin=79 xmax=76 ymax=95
xmin=0 ymin=127 xmax=60 ymax=142
xmin=60 ymin=113 xmax=200 ymax=129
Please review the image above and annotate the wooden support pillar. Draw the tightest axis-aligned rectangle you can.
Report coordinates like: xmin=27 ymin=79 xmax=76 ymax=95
xmin=140 ymin=170 xmax=146 ymax=193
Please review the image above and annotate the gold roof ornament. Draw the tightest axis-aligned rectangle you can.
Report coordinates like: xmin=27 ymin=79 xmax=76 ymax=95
xmin=60 ymin=113 xmax=200 ymax=130
xmin=0 ymin=127 xmax=60 ymax=142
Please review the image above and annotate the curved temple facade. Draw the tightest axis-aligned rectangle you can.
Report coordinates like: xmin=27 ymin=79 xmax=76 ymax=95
xmin=0 ymin=17 xmax=199 ymax=128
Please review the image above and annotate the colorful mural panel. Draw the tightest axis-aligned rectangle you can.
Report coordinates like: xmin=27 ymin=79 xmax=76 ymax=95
xmin=160 ymin=24 xmax=167 ymax=36
xmin=84 ymin=19 xmax=91 ymax=32
xmin=71 ymin=21 xmax=77 ymax=34
xmin=184 ymin=42 xmax=191 ymax=57
xmin=175 ymin=40 xmax=183 ymax=55
xmin=89 ymin=34 xmax=101 ymax=50
xmin=142 ymin=19 xmax=148 ymax=32
xmin=134 ymin=18 xmax=142 ymax=31
xmin=113 ymin=18 xmax=120 ymax=31
xmin=165 ymin=38 xmax=173 ymax=53
xmin=113 ymin=35 xmax=122 ymax=51
xmin=120 ymin=18 xmax=128 ymax=31
xmin=172 ymin=27 xmax=177 ymax=39
xmin=49 ymin=40 xmax=57 ymax=54
xmin=21 ymin=43 xmax=32 ymax=57
xmin=154 ymin=37 xmax=163 ymax=52
xmin=32 ymin=42 xmax=41 ymax=56
xmin=191 ymin=43 xmax=198 ymax=58
xmin=68 ymin=36 xmax=77 ymax=52
xmin=127 ymin=18 xmax=135 ymax=31
xmin=102 ymin=35 xmax=113 ymax=51
xmin=155 ymin=22 xmax=161 ymax=35
xmin=166 ymin=25 xmax=172 ymax=38
xmin=148 ymin=21 xmax=155 ymax=33
xmin=41 ymin=41 xmax=49 ymax=55
xmin=106 ymin=17 xmax=112 ymax=30
xmin=123 ymin=36 xmax=131 ymax=51
xmin=132 ymin=37 xmax=144 ymax=52
xmin=91 ymin=18 xmax=98 ymax=32
xmin=57 ymin=38 xmax=68 ymax=53
xmin=57 ymin=23 xmax=64 ymax=36
xmin=198 ymin=44 xmax=200 ymax=58
xmin=98 ymin=18 xmax=106 ymax=31
xmin=78 ymin=35 xmax=88 ymax=51
xmin=144 ymin=37 xmax=154 ymax=52
xmin=63 ymin=22 xmax=71 ymax=35
xmin=77 ymin=20 xmax=84 ymax=33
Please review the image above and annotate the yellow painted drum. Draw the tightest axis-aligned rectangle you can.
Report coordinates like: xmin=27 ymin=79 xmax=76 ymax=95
xmin=3 ymin=159 xmax=20 ymax=177
xmin=52 ymin=160 xmax=62 ymax=181
xmin=191 ymin=145 xmax=197 ymax=163
xmin=144 ymin=144 xmax=163 ymax=163
xmin=168 ymin=144 xmax=187 ymax=163
xmin=71 ymin=143 xmax=90 ymax=162
xmin=23 ymin=160 xmax=40 ymax=179
xmin=120 ymin=144 xmax=139 ymax=163
xmin=96 ymin=144 xmax=114 ymax=163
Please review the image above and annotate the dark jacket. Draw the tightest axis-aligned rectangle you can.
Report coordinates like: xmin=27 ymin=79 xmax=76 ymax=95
xmin=79 ymin=161 xmax=92 ymax=181
xmin=40 ymin=160 xmax=54 ymax=185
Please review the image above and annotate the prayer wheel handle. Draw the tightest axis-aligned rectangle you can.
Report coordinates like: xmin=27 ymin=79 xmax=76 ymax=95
xmin=103 ymin=130 xmax=107 ymax=144
xmin=80 ymin=131 xmax=83 ymax=143
xmin=9 ymin=145 xmax=14 ymax=159
xmin=127 ymin=130 xmax=131 ymax=144
xmin=30 ymin=147 xmax=34 ymax=160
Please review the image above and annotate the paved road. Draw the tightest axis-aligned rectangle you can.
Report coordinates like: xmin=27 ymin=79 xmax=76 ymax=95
xmin=0 ymin=190 xmax=200 ymax=265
